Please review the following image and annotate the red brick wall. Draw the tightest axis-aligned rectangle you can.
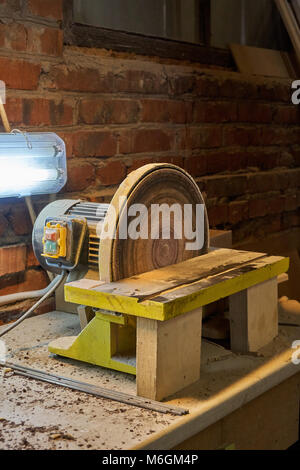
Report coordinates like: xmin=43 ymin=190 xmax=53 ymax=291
xmin=0 ymin=0 xmax=299 ymax=310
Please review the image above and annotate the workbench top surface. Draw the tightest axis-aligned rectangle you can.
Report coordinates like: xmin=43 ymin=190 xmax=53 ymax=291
xmin=65 ymin=248 xmax=289 ymax=321
xmin=0 ymin=311 xmax=299 ymax=450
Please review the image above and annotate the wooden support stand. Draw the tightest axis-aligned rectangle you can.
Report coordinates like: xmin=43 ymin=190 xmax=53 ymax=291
xmin=58 ymin=248 xmax=289 ymax=401
xmin=229 ymin=278 xmax=278 ymax=353
xmin=136 ymin=308 xmax=203 ymax=401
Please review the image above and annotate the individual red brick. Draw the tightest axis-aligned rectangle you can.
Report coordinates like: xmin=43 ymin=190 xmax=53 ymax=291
xmin=169 ymin=75 xmax=196 ymax=96
xmin=52 ymin=66 xmax=114 ymax=93
xmin=115 ymin=70 xmax=168 ymax=94
xmin=0 ymin=23 xmax=62 ymax=56
xmin=207 ymin=204 xmax=228 ymax=226
xmin=127 ymin=157 xmax=154 ymax=173
xmin=49 ymin=100 xmax=73 ymax=126
xmin=247 ymin=150 xmax=279 ymax=170
xmin=184 ymin=156 xmax=207 ymax=177
xmin=268 ymin=195 xmax=285 ymax=214
xmin=9 ymin=206 xmax=32 ymax=236
xmin=119 ymin=129 xmax=172 ymax=154
xmin=260 ymin=127 xmax=287 ymax=146
xmin=288 ymin=169 xmax=300 ymax=189
xmin=0 ymin=268 xmax=48 ymax=296
xmin=221 ymin=78 xmax=257 ymax=100
xmin=2 ymin=23 xmax=27 ymax=51
xmin=66 ymin=162 xmax=95 ymax=192
xmin=160 ymin=155 xmax=184 ymax=167
xmin=282 ymin=211 xmax=300 ymax=230
xmin=273 ymin=106 xmax=300 ymax=125
xmin=26 ymin=0 xmax=63 ymax=21
xmin=237 ymin=102 xmax=273 ymax=123
xmin=39 ymin=28 xmax=63 ymax=56
xmin=247 ymin=172 xmax=279 ymax=194
xmin=228 ymin=201 xmax=249 ymax=225
xmin=57 ymin=132 xmax=73 ymax=157
xmin=223 ymin=126 xmax=260 ymax=147
xmin=207 ymin=151 xmax=247 ymax=174
xmin=249 ymin=198 xmax=269 ymax=218
xmin=278 ymin=151 xmax=294 ymax=168
xmin=23 ymin=98 xmax=51 ymax=125
xmin=79 ymin=99 xmax=139 ymax=125
xmin=23 ymin=97 xmax=73 ymax=126
xmin=285 ymin=127 xmax=300 ymax=145
xmin=202 ymin=174 xmax=248 ymax=198
xmin=0 ymin=244 xmax=26 ymax=277
xmin=258 ymin=82 xmax=290 ymax=103
xmin=0 ymin=57 xmax=41 ymax=90
xmin=5 ymin=97 xmax=23 ymax=124
xmin=194 ymin=76 xmax=220 ymax=98
xmin=73 ymin=131 xmax=117 ymax=157
xmin=182 ymin=127 xmax=222 ymax=150
xmin=284 ymin=193 xmax=298 ymax=212
xmin=96 ymin=161 xmax=126 ymax=186
xmin=193 ymin=102 xmax=237 ymax=123
xmin=141 ymin=99 xmax=192 ymax=124
xmin=26 ymin=245 xmax=39 ymax=268
xmin=264 ymin=214 xmax=282 ymax=233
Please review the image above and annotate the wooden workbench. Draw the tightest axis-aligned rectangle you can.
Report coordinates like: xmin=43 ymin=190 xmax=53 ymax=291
xmin=0 ymin=311 xmax=299 ymax=450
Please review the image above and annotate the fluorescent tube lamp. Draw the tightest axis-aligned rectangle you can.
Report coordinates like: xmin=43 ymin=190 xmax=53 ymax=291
xmin=0 ymin=132 xmax=67 ymax=198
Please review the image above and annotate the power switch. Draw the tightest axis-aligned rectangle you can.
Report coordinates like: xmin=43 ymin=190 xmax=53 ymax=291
xmin=42 ymin=222 xmax=66 ymax=259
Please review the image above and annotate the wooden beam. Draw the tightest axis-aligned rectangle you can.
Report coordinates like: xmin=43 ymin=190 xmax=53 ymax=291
xmin=136 ymin=307 xmax=203 ymax=401
xmin=275 ymin=0 xmax=300 ymax=61
xmin=229 ymin=277 xmax=278 ymax=353
xmin=66 ymin=24 xmax=233 ymax=67
xmin=64 ymin=250 xmax=289 ymax=321
xmin=62 ymin=1 xmax=232 ymax=68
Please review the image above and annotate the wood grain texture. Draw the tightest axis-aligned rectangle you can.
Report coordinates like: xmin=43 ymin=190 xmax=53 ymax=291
xmin=137 ymin=308 xmax=203 ymax=401
xmin=64 ymin=23 xmax=234 ymax=68
xmin=65 ymin=250 xmax=289 ymax=321
xmin=230 ymin=43 xmax=298 ymax=78
xmin=229 ymin=277 xmax=278 ymax=353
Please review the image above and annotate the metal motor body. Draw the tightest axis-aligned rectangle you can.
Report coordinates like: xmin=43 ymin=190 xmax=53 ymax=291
xmin=32 ymin=199 xmax=110 ymax=277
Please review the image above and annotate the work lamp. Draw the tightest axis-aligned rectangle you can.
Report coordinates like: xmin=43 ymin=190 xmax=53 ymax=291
xmin=0 ymin=131 xmax=67 ymax=198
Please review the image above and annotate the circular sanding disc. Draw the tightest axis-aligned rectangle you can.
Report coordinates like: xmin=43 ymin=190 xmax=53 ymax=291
xmin=99 ymin=163 xmax=209 ymax=282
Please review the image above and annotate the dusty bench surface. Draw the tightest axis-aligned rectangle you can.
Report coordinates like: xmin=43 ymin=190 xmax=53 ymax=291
xmin=0 ymin=311 xmax=299 ymax=450
xmin=65 ymin=248 xmax=289 ymax=321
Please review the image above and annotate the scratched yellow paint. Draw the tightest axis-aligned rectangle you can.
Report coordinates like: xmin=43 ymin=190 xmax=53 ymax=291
xmin=49 ymin=310 xmax=136 ymax=375
xmin=65 ymin=257 xmax=289 ymax=322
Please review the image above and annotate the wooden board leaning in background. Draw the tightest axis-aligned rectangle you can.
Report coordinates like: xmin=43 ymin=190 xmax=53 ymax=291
xmin=230 ymin=43 xmax=299 ymax=78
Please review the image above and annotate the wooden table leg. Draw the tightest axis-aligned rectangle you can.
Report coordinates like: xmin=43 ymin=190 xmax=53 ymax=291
xmin=136 ymin=308 xmax=203 ymax=401
xmin=229 ymin=277 xmax=278 ymax=353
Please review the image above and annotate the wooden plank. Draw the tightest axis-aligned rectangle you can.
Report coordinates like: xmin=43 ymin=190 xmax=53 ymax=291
xmin=275 ymin=0 xmax=300 ymax=61
xmin=230 ymin=43 xmax=297 ymax=78
xmin=229 ymin=278 xmax=278 ymax=353
xmin=0 ymin=244 xmax=26 ymax=277
xmin=132 ymin=353 xmax=300 ymax=450
xmin=77 ymin=305 xmax=95 ymax=330
xmin=173 ymin=375 xmax=300 ymax=450
xmin=153 ymin=256 xmax=289 ymax=313
xmin=94 ymin=248 xmax=265 ymax=297
xmin=292 ymin=0 xmax=300 ymax=25
xmin=136 ymin=308 xmax=203 ymax=401
xmin=65 ymin=254 xmax=289 ymax=321
xmin=64 ymin=23 xmax=234 ymax=69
